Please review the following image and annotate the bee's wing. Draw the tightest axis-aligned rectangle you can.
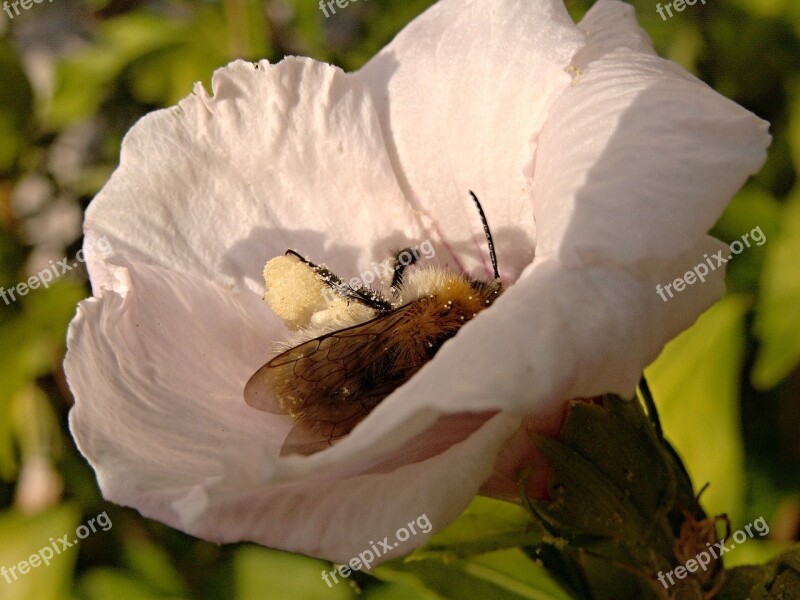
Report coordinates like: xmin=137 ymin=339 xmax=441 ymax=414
xmin=243 ymin=361 xmax=290 ymax=414
xmin=245 ymin=304 xmax=417 ymax=448
xmin=278 ymin=423 xmax=335 ymax=456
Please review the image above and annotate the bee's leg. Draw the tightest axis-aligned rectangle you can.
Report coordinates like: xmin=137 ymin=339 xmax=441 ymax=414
xmin=285 ymin=249 xmax=348 ymax=292
xmin=390 ymin=247 xmax=419 ymax=290
xmin=347 ymin=286 xmax=393 ymax=312
xmin=284 ymin=249 xmax=393 ymax=312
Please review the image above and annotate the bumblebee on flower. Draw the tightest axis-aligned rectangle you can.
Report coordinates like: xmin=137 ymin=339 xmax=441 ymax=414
xmin=65 ymin=0 xmax=769 ymax=566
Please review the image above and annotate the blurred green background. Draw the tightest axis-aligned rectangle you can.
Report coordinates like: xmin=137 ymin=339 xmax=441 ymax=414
xmin=0 ymin=0 xmax=798 ymax=598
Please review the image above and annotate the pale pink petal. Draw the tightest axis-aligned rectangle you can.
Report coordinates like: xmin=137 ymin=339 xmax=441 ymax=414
xmin=184 ymin=413 xmax=518 ymax=564
xmin=531 ymin=0 xmax=770 ymax=267
xmin=358 ymin=238 xmax=728 ymax=448
xmin=357 ymin=0 xmax=585 ymax=281
xmin=66 ymin=258 xmax=520 ymax=561
xmin=82 ymin=58 xmax=423 ymax=297
xmin=66 ymin=0 xmax=770 ymax=564
xmin=66 ymin=261 xmax=288 ymax=497
xmin=481 ymin=409 xmax=566 ymax=502
xmin=267 ymin=237 xmax=729 ymax=487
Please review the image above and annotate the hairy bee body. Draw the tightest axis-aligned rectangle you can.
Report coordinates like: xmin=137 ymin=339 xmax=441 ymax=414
xmin=246 ymin=268 xmax=502 ymax=451
xmin=244 ymin=192 xmax=502 ymax=455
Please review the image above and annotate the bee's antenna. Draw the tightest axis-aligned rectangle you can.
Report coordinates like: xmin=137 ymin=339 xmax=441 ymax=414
xmin=469 ymin=191 xmax=500 ymax=280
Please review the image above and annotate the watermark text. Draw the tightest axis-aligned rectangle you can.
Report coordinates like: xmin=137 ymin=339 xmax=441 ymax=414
xmin=657 ymin=516 xmax=768 ymax=590
xmin=1 ymin=512 xmax=113 ymax=585
xmin=321 ymin=513 xmax=432 ymax=588
xmin=1 ymin=236 xmax=112 ymax=306
xmin=321 ymin=240 xmax=435 ymax=305
xmin=3 ymin=0 xmax=56 ymax=21
xmin=656 ymin=226 xmax=765 ymax=302
xmin=318 ymin=0 xmax=367 ymax=19
xmin=656 ymin=0 xmax=706 ymax=21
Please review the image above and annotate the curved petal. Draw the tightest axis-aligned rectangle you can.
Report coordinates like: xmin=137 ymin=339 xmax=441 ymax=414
xmin=66 ymin=258 xmax=520 ymax=562
xmin=270 ymin=236 xmax=729 ymax=486
xmin=83 ymin=58 xmax=423 ymax=297
xmin=184 ymin=413 xmax=518 ymax=564
xmin=66 ymin=261 xmax=289 ymax=497
xmin=357 ymin=0 xmax=585 ymax=280
xmin=531 ymin=0 xmax=771 ymax=267
xmin=66 ymin=0 xmax=769 ymax=565
xmin=481 ymin=408 xmax=566 ymax=502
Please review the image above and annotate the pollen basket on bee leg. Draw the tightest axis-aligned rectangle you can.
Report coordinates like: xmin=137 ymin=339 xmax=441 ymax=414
xmin=262 ymin=255 xmax=329 ymax=329
xmin=261 ymin=254 xmax=379 ymax=336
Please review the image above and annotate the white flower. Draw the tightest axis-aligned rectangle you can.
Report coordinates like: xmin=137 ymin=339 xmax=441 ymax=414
xmin=65 ymin=0 xmax=769 ymax=563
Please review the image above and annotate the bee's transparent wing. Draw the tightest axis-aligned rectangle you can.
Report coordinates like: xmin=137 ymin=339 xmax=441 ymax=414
xmin=243 ymin=361 xmax=290 ymax=414
xmin=278 ymin=423 xmax=341 ymax=457
xmin=245 ymin=305 xmax=418 ymax=454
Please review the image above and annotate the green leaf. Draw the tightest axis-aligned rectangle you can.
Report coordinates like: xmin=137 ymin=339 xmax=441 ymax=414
xmin=523 ymin=394 xmax=697 ymax=599
xmin=753 ymin=188 xmax=800 ymax=388
xmin=520 ymin=389 xmax=763 ymax=599
xmin=718 ymin=544 xmax=800 ymax=599
xmin=711 ymin=187 xmax=781 ymax=294
xmin=123 ymin=538 xmax=188 ymax=597
xmin=0 ymin=38 xmax=33 ymax=172
xmin=221 ymin=0 xmax=270 ymax=60
xmin=532 ymin=434 xmax=671 ymax=558
xmin=128 ymin=5 xmax=235 ymax=107
xmin=409 ymin=497 xmax=544 ymax=560
xmin=790 ymin=81 xmax=800 ymax=174
xmin=0 ymin=227 xmax=26 ymax=301
xmin=281 ymin=0 xmax=331 ymax=60
xmin=0 ymin=280 xmax=86 ymax=479
xmin=544 ymin=395 xmax=682 ymax=536
xmin=361 ymin=578 xmax=442 ymax=600
xmin=49 ymin=11 xmax=185 ymax=127
xmin=725 ymin=540 xmax=793 ymax=570
xmin=233 ymin=546 xmax=357 ymax=600
xmin=726 ymin=0 xmax=787 ymax=18
xmin=78 ymin=568 xmax=187 ymax=600
xmin=376 ymin=549 xmax=572 ymax=600
xmin=369 ymin=498 xmax=554 ymax=599
xmin=645 ymin=295 xmax=750 ymax=524
xmin=0 ymin=505 xmax=81 ymax=600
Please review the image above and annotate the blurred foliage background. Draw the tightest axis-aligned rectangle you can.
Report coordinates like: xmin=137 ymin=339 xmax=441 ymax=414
xmin=0 ymin=0 xmax=798 ymax=598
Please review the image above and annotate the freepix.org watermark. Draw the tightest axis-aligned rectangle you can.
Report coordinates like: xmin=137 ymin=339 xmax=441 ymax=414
xmin=2 ymin=0 xmax=56 ymax=21
xmin=656 ymin=0 xmax=705 ymax=21
xmin=1 ymin=512 xmax=113 ymax=585
xmin=318 ymin=0 xmax=366 ymax=19
xmin=320 ymin=240 xmax=436 ymax=305
xmin=656 ymin=226 xmax=766 ymax=302
xmin=657 ymin=516 xmax=769 ymax=590
xmin=0 ymin=236 xmax=112 ymax=306
xmin=321 ymin=513 xmax=432 ymax=588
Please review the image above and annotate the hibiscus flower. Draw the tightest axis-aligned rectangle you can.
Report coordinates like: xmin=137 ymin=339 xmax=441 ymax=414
xmin=65 ymin=0 xmax=769 ymax=564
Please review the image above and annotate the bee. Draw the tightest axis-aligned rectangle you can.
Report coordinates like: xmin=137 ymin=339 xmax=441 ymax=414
xmin=244 ymin=192 xmax=503 ymax=455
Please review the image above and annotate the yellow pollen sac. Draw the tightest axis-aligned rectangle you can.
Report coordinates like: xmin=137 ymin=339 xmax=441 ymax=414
xmin=262 ymin=255 xmax=327 ymax=329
